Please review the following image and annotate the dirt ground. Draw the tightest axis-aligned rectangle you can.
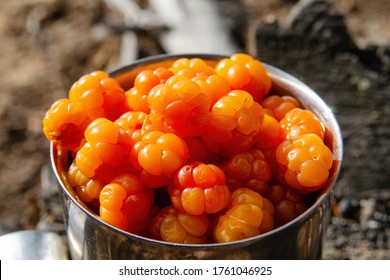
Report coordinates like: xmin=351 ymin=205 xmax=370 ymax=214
xmin=0 ymin=0 xmax=389 ymax=259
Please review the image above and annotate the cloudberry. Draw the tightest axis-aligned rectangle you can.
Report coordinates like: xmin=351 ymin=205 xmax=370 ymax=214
xmin=126 ymin=67 xmax=174 ymax=113
xmin=42 ymin=53 xmax=337 ymax=243
xmin=69 ymin=71 xmax=127 ymax=121
xmin=221 ymin=149 xmax=271 ymax=195
xmin=192 ymin=74 xmax=231 ymax=108
xmin=170 ymin=58 xmax=214 ymax=78
xmin=99 ymin=174 xmax=154 ymax=233
xmin=203 ymin=90 xmax=264 ymax=155
xmin=147 ymin=75 xmax=211 ymax=137
xmin=149 ymin=206 xmax=209 ymax=244
xmin=115 ymin=111 xmax=152 ymax=144
xmin=169 ymin=162 xmax=230 ymax=215
xmin=213 ymin=188 xmax=274 ymax=243
xmin=259 ymin=147 xmax=279 ymax=183
xmin=261 ymin=95 xmax=300 ymax=121
xmin=215 ymin=53 xmax=271 ymax=101
xmin=280 ymin=108 xmax=325 ymax=141
xmin=75 ymin=118 xmax=131 ymax=179
xmin=256 ymin=114 xmax=284 ymax=149
xmin=131 ymin=130 xmax=189 ymax=178
xmin=184 ymin=137 xmax=208 ymax=163
xmin=112 ymin=173 xmax=154 ymax=233
xmin=276 ymin=133 xmax=333 ymax=192
xmin=265 ymin=184 xmax=307 ymax=227
xmin=42 ymin=98 xmax=90 ymax=151
xmin=67 ymin=161 xmax=104 ymax=203
xmin=99 ymin=183 xmax=127 ymax=229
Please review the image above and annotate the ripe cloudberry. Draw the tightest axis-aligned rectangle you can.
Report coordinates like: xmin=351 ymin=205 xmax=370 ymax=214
xmin=67 ymin=161 xmax=104 ymax=203
xmin=192 ymin=74 xmax=231 ymax=108
xmin=276 ymin=133 xmax=333 ymax=192
xmin=131 ymin=130 xmax=189 ymax=179
xmin=170 ymin=58 xmax=214 ymax=78
xmin=99 ymin=173 xmax=154 ymax=233
xmin=213 ymin=188 xmax=274 ymax=243
xmin=261 ymin=95 xmax=300 ymax=121
xmin=42 ymin=98 xmax=90 ymax=151
xmin=147 ymin=75 xmax=211 ymax=137
xmin=203 ymin=90 xmax=264 ymax=155
xmin=221 ymin=149 xmax=271 ymax=195
xmin=280 ymin=108 xmax=325 ymax=141
xmin=75 ymin=118 xmax=131 ymax=179
xmin=256 ymin=114 xmax=284 ymax=149
xmin=69 ymin=71 xmax=127 ymax=121
xmin=126 ymin=67 xmax=174 ymax=113
xmin=42 ymin=54 xmax=337 ymax=243
xmin=215 ymin=53 xmax=271 ymax=101
xmin=265 ymin=184 xmax=307 ymax=227
xmin=149 ymin=206 xmax=210 ymax=244
xmin=99 ymin=183 xmax=127 ymax=229
xmin=112 ymin=173 xmax=154 ymax=233
xmin=169 ymin=162 xmax=230 ymax=215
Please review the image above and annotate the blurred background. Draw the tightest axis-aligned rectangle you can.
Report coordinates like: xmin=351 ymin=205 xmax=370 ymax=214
xmin=0 ymin=0 xmax=389 ymax=259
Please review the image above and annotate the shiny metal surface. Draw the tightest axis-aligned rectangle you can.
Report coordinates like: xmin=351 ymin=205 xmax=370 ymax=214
xmin=0 ymin=230 xmax=68 ymax=260
xmin=51 ymin=54 xmax=343 ymax=259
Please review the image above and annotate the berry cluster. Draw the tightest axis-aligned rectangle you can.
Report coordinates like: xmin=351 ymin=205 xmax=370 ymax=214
xmin=43 ymin=53 xmax=334 ymax=243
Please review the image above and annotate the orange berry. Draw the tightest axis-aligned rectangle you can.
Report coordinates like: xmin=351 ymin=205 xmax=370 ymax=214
xmin=215 ymin=53 xmax=271 ymax=101
xmin=261 ymin=95 xmax=300 ymax=121
xmin=213 ymin=188 xmax=274 ymax=243
xmin=99 ymin=183 xmax=127 ymax=229
xmin=67 ymin=161 xmax=104 ymax=203
xmin=256 ymin=114 xmax=284 ymax=149
xmin=69 ymin=71 xmax=127 ymax=121
xmin=280 ymin=108 xmax=325 ymax=141
xmin=126 ymin=67 xmax=174 ymax=113
xmin=221 ymin=149 xmax=271 ymax=195
xmin=75 ymin=118 xmax=131 ymax=179
xmin=203 ymin=90 xmax=264 ymax=155
xmin=42 ymin=98 xmax=90 ymax=151
xmin=170 ymin=58 xmax=214 ymax=78
xmin=192 ymin=74 xmax=231 ymax=107
xmin=147 ymin=75 xmax=211 ymax=137
xmin=132 ymin=131 xmax=189 ymax=178
xmin=149 ymin=206 xmax=209 ymax=244
xmin=276 ymin=133 xmax=333 ymax=192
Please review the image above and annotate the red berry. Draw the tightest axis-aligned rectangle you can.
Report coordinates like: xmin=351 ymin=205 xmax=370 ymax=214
xmin=169 ymin=162 xmax=230 ymax=215
xmin=265 ymin=184 xmax=307 ymax=227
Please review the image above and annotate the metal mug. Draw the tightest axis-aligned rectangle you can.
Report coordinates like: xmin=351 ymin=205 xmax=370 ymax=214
xmin=51 ymin=54 xmax=343 ymax=259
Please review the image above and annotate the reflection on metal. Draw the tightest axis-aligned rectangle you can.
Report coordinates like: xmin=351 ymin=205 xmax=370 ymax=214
xmin=51 ymin=54 xmax=343 ymax=260
xmin=0 ymin=230 xmax=68 ymax=260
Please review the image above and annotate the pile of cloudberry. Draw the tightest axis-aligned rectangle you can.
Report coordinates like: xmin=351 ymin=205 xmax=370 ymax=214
xmin=43 ymin=53 xmax=334 ymax=244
